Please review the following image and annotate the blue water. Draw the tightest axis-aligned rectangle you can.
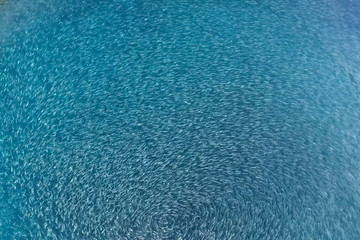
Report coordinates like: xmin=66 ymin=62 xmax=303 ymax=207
xmin=1 ymin=0 xmax=360 ymax=239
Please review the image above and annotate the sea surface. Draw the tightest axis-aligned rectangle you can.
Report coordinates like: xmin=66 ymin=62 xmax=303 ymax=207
xmin=0 ymin=0 xmax=360 ymax=239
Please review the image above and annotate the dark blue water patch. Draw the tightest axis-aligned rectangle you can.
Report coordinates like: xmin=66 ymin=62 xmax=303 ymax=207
xmin=1 ymin=0 xmax=360 ymax=239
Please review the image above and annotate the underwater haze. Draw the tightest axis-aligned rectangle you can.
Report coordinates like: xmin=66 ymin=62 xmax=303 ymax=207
xmin=1 ymin=0 xmax=360 ymax=239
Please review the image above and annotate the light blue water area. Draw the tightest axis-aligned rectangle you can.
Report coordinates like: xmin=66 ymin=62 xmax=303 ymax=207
xmin=0 ymin=0 xmax=360 ymax=239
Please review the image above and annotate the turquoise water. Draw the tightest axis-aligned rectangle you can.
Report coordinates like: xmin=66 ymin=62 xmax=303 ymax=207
xmin=1 ymin=0 xmax=360 ymax=239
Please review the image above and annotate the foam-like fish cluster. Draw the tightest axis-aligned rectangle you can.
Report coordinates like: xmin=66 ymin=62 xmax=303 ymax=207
xmin=0 ymin=0 xmax=359 ymax=239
